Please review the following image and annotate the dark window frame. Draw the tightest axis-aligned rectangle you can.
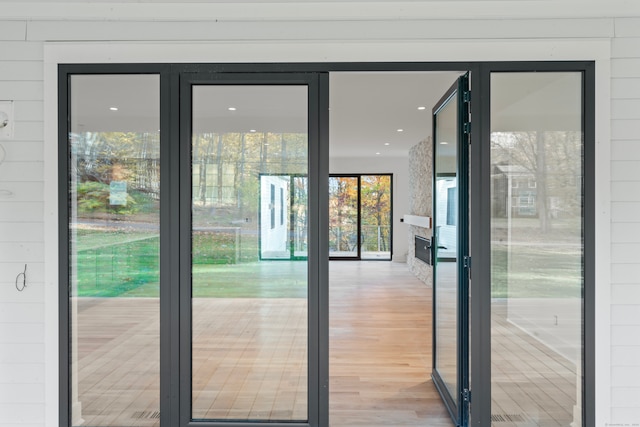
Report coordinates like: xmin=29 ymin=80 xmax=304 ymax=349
xmin=58 ymin=61 xmax=595 ymax=427
xmin=329 ymin=173 xmax=393 ymax=261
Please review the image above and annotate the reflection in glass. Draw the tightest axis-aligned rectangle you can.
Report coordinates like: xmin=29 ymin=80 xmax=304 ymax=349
xmin=434 ymin=91 xmax=459 ymax=398
xmin=259 ymin=175 xmax=308 ymax=260
xmin=490 ymin=73 xmax=583 ymax=426
xmin=191 ymin=85 xmax=308 ymax=421
xmin=329 ymin=177 xmax=359 ymax=257
xmin=69 ymin=75 xmax=160 ymax=427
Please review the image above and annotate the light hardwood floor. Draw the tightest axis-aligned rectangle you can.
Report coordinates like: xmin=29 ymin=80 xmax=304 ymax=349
xmin=73 ymin=261 xmax=578 ymax=427
xmin=73 ymin=261 xmax=452 ymax=426
xmin=329 ymin=261 xmax=453 ymax=427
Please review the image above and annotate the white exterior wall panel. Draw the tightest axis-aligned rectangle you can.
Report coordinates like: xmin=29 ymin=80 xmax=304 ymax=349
xmin=0 ymin=3 xmax=638 ymax=426
xmin=0 ymin=21 xmax=26 ymax=41
xmin=611 ymin=285 xmax=640 ymax=305
xmin=611 ymin=77 xmax=640 ymax=99
xmin=610 ymin=16 xmax=640 ymax=423
xmin=26 ymin=18 xmax=615 ymax=42
xmin=0 ymin=19 xmax=46 ymax=427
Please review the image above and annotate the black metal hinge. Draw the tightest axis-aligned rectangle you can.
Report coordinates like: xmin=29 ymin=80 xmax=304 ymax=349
xmin=463 ymin=256 xmax=471 ymax=270
xmin=462 ymin=388 xmax=471 ymax=403
xmin=464 ymin=256 xmax=472 ymax=279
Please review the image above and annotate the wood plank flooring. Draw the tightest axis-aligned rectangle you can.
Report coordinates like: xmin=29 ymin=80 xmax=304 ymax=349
xmin=72 ymin=261 xmax=578 ymax=427
xmin=329 ymin=261 xmax=453 ymax=427
xmin=491 ymin=301 xmax=578 ymax=427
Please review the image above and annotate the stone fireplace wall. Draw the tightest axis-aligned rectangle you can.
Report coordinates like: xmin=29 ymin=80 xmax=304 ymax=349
xmin=407 ymin=136 xmax=433 ymax=286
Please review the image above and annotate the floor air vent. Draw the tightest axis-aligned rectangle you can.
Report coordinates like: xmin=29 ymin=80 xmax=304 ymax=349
xmin=132 ymin=411 xmax=161 ymax=419
xmin=491 ymin=413 xmax=527 ymax=422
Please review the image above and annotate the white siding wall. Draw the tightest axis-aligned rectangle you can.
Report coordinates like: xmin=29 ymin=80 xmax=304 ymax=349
xmin=0 ymin=32 xmax=46 ymax=425
xmin=610 ymin=17 xmax=640 ymax=423
xmin=0 ymin=3 xmax=638 ymax=426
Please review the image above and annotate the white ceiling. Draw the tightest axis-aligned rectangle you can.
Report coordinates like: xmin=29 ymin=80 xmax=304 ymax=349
xmin=70 ymin=71 xmax=464 ymax=158
xmin=70 ymin=70 xmax=580 ymax=159
xmin=329 ymin=71 xmax=464 ymax=157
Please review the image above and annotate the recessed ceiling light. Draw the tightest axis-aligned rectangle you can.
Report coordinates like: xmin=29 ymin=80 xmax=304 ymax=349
xmin=109 ymin=107 xmax=118 ymax=111
xmin=384 ymin=143 xmax=390 ymax=146
xmin=397 ymin=129 xmax=404 ymax=132
xmin=376 ymin=152 xmax=381 ymax=155
xmin=418 ymin=106 xmax=426 ymax=110
xmin=228 ymin=107 xmax=237 ymax=111
xmin=440 ymin=141 xmax=449 ymax=145
xmin=250 ymin=129 xmax=256 ymax=133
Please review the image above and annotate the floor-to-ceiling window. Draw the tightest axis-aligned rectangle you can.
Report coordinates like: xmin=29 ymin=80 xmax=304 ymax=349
xmin=329 ymin=174 xmax=392 ymax=260
xmin=66 ymin=74 xmax=161 ymax=426
xmin=489 ymin=71 xmax=587 ymax=427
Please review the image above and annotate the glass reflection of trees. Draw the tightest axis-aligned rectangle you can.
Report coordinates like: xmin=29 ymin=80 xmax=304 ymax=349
xmin=71 ymin=131 xmax=160 ymax=218
xmin=191 ymin=132 xmax=308 ymax=224
xmin=491 ymin=131 xmax=582 ymax=233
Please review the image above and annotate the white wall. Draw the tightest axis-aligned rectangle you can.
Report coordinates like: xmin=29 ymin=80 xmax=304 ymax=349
xmin=609 ymin=17 xmax=640 ymax=422
xmin=0 ymin=2 xmax=638 ymax=426
xmin=260 ymin=175 xmax=290 ymax=257
xmin=0 ymin=35 xmax=46 ymax=426
xmin=330 ymin=156 xmax=410 ymax=262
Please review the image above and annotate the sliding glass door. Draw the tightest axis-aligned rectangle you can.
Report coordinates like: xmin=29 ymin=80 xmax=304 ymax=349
xmin=329 ymin=174 xmax=392 ymax=260
xmin=328 ymin=176 xmax=359 ymax=258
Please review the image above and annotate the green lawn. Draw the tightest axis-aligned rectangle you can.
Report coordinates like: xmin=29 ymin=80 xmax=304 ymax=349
xmin=75 ymin=233 xmax=159 ymax=297
xmin=74 ymin=229 xmax=304 ymax=298
xmin=74 ymin=225 xmax=582 ymax=300
xmin=491 ymin=244 xmax=582 ymax=299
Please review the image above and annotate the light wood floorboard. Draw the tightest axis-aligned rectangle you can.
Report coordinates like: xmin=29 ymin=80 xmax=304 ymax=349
xmin=72 ymin=261 xmax=578 ymax=427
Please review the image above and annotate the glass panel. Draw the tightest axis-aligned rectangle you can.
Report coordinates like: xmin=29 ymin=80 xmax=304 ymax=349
xmin=191 ymin=85 xmax=308 ymax=421
xmin=490 ymin=72 xmax=583 ymax=426
xmin=260 ymin=175 xmax=291 ymax=259
xmin=329 ymin=176 xmax=359 ymax=258
xmin=292 ymin=176 xmax=309 ymax=258
xmin=434 ymin=92 xmax=458 ymax=398
xmin=69 ymin=75 xmax=160 ymax=427
xmin=360 ymin=175 xmax=392 ymax=260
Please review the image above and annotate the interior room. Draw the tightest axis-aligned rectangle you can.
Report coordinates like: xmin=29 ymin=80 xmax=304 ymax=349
xmin=65 ymin=70 xmax=463 ymax=426
xmin=63 ymin=68 xmax=584 ymax=427
xmin=327 ymin=71 xmax=463 ymax=426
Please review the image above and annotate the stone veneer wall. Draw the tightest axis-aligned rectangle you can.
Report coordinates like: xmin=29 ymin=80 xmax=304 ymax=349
xmin=407 ymin=136 xmax=433 ymax=286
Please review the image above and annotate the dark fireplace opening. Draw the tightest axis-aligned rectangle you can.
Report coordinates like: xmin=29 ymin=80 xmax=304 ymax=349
xmin=414 ymin=235 xmax=432 ymax=265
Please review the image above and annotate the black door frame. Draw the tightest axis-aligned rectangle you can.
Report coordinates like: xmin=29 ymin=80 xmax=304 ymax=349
xmin=178 ymin=72 xmax=324 ymax=427
xmin=58 ymin=61 xmax=595 ymax=427
xmin=431 ymin=73 xmax=471 ymax=427
xmin=328 ymin=173 xmax=393 ymax=261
